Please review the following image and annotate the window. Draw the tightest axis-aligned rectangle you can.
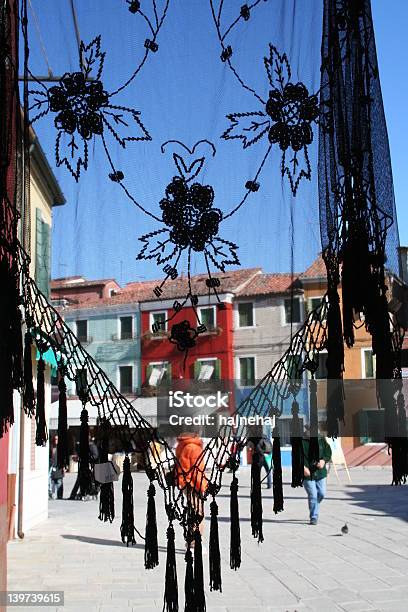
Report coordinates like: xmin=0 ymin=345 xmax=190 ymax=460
xmin=76 ymin=320 xmax=88 ymax=343
xmin=315 ymin=352 xmax=328 ymax=380
xmin=119 ymin=366 xmax=133 ymax=394
xmin=147 ymin=362 xmax=169 ymax=386
xmin=238 ymin=302 xmax=254 ymax=327
xmin=286 ymin=355 xmax=302 ymax=380
xmin=309 ymin=297 xmax=322 ymax=311
xmin=109 ymin=288 xmax=117 ymax=297
xmin=199 ymin=306 xmax=216 ymax=330
xmin=150 ymin=311 xmax=167 ymax=334
xmin=195 ymin=359 xmax=218 ymax=381
xmin=238 ymin=357 xmax=255 ymax=387
xmin=362 ymin=349 xmax=376 ymax=379
xmin=120 ymin=316 xmax=133 ymax=339
xmin=358 ymin=410 xmax=384 ymax=444
xmin=284 ymin=297 xmax=301 ymax=325
xmin=308 ymin=296 xmax=324 ymax=320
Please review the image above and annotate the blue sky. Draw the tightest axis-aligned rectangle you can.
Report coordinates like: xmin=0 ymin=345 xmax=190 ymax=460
xmin=26 ymin=0 xmax=408 ymax=285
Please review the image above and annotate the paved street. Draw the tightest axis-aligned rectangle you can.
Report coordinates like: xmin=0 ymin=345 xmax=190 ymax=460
xmin=7 ymin=467 xmax=408 ymax=612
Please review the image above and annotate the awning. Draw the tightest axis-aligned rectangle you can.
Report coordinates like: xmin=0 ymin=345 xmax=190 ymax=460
xmin=36 ymin=347 xmax=59 ymax=376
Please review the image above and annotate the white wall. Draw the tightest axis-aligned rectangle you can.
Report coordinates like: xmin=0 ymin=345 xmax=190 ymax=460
xmin=10 ymin=370 xmax=52 ymax=534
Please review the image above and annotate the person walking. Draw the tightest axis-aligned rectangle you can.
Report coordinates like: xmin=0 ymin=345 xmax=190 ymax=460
xmin=248 ymin=435 xmax=273 ymax=489
xmin=175 ymin=431 xmax=207 ymax=536
xmin=49 ymin=435 xmax=64 ymax=500
xmin=302 ymin=426 xmax=332 ymax=525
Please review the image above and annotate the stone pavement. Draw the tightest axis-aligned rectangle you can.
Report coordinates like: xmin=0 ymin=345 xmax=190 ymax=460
xmin=7 ymin=467 xmax=408 ymax=612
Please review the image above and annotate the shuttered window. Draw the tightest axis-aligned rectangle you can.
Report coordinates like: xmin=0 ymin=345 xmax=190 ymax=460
xmin=284 ymin=297 xmax=301 ymax=324
xmin=119 ymin=366 xmax=133 ymax=394
xmin=238 ymin=302 xmax=254 ymax=327
xmin=76 ymin=320 xmax=88 ymax=343
xmin=238 ymin=357 xmax=255 ymax=386
xmin=35 ymin=208 xmax=51 ymax=297
xmin=120 ymin=316 xmax=133 ymax=339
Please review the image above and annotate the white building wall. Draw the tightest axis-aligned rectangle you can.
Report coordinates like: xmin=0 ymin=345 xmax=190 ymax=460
xmin=10 ymin=371 xmax=52 ymax=534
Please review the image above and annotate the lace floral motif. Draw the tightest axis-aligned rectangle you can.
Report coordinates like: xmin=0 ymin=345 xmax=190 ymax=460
xmin=137 ymin=175 xmax=238 ymax=271
xmin=28 ymin=37 xmax=151 ymax=180
xmin=222 ymin=44 xmax=319 ymax=195
xmin=136 ymin=140 xmax=239 ymax=348
xmin=169 ymin=320 xmax=199 ymax=351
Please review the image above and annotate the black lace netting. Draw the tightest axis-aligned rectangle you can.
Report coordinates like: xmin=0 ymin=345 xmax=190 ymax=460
xmin=1 ymin=1 xmax=407 ymax=611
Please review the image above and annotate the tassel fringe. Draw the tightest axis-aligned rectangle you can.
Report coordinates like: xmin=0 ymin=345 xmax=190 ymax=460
xmin=121 ymin=455 xmax=136 ymax=546
xmin=184 ymin=547 xmax=195 ymax=612
xmin=145 ymin=483 xmax=159 ymax=569
xmin=35 ymin=356 xmax=47 ymax=446
xmin=272 ymin=430 xmax=284 ymax=514
xmin=23 ymin=331 xmax=35 ymax=417
xmin=250 ymin=449 xmax=263 ymax=543
xmin=163 ymin=522 xmax=178 ymax=612
xmin=78 ymin=407 xmax=93 ymax=496
xmin=290 ymin=400 xmax=304 ymax=488
xmin=209 ymin=498 xmax=222 ymax=592
xmin=57 ymin=375 xmax=69 ymax=469
xmin=193 ymin=529 xmax=206 ymax=612
xmin=230 ymin=473 xmax=241 ymax=570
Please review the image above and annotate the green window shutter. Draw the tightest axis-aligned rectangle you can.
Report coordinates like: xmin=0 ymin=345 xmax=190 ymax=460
xmin=35 ymin=208 xmax=43 ymax=289
xmin=43 ymin=220 xmax=51 ymax=298
xmin=35 ymin=208 xmax=51 ymax=297
xmin=215 ymin=359 xmax=221 ymax=381
xmin=166 ymin=362 xmax=172 ymax=381
xmin=194 ymin=360 xmax=200 ymax=380
xmin=146 ymin=364 xmax=153 ymax=385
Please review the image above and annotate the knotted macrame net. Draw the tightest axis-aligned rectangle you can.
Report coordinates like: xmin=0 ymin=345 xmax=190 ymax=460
xmin=1 ymin=1 xmax=407 ymax=610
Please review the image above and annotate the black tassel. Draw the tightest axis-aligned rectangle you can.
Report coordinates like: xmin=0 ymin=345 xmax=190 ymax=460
xmin=184 ymin=547 xmax=195 ymax=612
xmin=308 ymin=378 xmax=320 ymax=464
xmin=209 ymin=498 xmax=222 ymax=592
xmin=35 ymin=356 xmax=48 ymax=446
xmin=57 ymin=375 xmax=69 ymax=469
xmin=78 ymin=407 xmax=93 ymax=496
xmin=0 ymin=335 xmax=14 ymax=437
xmin=290 ymin=400 xmax=304 ymax=488
xmin=230 ymin=472 xmax=241 ymax=570
xmin=193 ymin=529 xmax=206 ymax=612
xmin=121 ymin=455 xmax=136 ymax=546
xmin=0 ymin=260 xmax=15 ymax=436
xmin=391 ymin=390 xmax=408 ymax=486
xmin=144 ymin=483 xmax=159 ymax=569
xmin=23 ymin=331 xmax=35 ymax=417
xmin=98 ymin=420 xmax=115 ymax=523
xmin=272 ymin=428 xmax=284 ymax=514
xmin=98 ymin=481 xmax=115 ymax=523
xmin=12 ymin=306 xmax=23 ymax=390
xmin=250 ymin=448 xmax=263 ymax=543
xmin=163 ymin=522 xmax=178 ymax=612
xmin=324 ymin=273 xmax=345 ymax=437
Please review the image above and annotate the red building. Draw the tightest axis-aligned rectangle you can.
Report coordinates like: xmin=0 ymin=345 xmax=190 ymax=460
xmin=135 ymin=269 xmax=260 ymax=386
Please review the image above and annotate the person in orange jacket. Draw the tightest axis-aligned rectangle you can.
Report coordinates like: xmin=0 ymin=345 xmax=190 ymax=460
xmin=175 ymin=431 xmax=207 ymax=534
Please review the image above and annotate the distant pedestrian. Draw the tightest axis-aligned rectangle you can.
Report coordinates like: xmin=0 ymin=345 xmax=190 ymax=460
xmin=248 ymin=435 xmax=273 ymax=489
xmin=175 ymin=431 xmax=207 ymax=536
xmin=49 ymin=435 xmax=64 ymax=500
xmin=302 ymin=425 xmax=332 ymax=525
